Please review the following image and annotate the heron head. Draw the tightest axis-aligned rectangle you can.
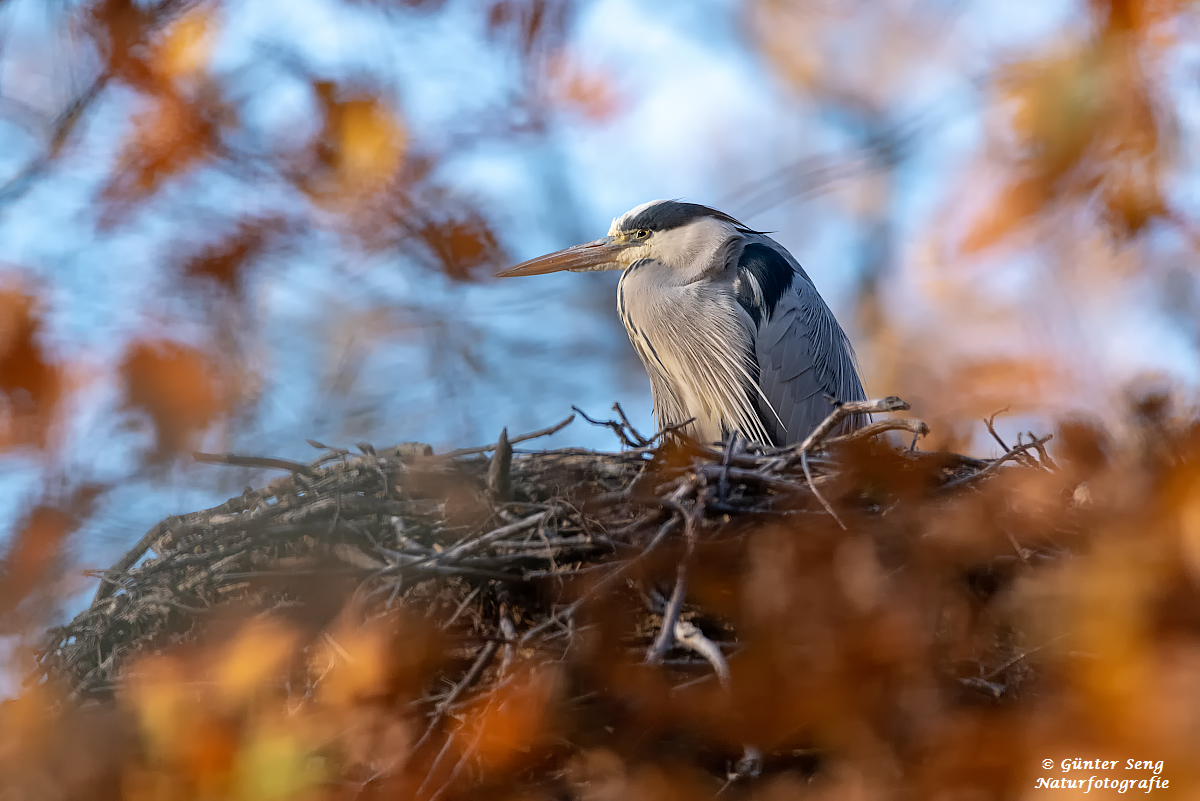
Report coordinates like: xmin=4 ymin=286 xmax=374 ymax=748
xmin=496 ymin=200 xmax=754 ymax=279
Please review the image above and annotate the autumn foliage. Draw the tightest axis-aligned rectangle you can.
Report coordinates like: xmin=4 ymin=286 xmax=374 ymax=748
xmin=7 ymin=409 xmax=1200 ymax=799
xmin=1 ymin=0 xmax=1199 ymax=798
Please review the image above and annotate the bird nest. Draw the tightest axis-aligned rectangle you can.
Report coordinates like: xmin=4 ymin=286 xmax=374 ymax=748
xmin=29 ymin=397 xmax=1081 ymax=796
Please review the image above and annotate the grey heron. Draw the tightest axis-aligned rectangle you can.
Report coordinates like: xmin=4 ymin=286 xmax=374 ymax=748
xmin=497 ymin=200 xmax=867 ymax=446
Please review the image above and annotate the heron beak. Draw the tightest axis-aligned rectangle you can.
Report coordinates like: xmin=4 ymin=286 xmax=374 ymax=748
xmin=496 ymin=237 xmax=627 ymax=277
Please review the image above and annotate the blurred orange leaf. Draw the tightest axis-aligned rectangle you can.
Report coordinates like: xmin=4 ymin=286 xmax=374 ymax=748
xmin=968 ymin=28 xmax=1176 ymax=251
xmin=234 ymin=720 xmax=324 ymax=801
xmin=1000 ymin=49 xmax=1105 ymax=181
xmin=0 ymin=283 xmax=61 ymax=450
xmin=101 ymin=88 xmax=227 ymax=220
xmin=88 ymin=0 xmax=155 ymax=87
xmin=0 ymin=508 xmax=71 ymax=619
xmin=181 ymin=215 xmax=289 ymax=292
xmin=340 ymin=98 xmax=405 ymax=186
xmin=546 ymin=51 xmax=620 ymax=122
xmin=750 ymin=3 xmax=824 ymax=92
xmin=152 ymin=4 xmax=218 ymax=81
xmin=960 ymin=178 xmax=1046 ymax=253
xmin=939 ymin=357 xmax=1056 ymax=418
xmin=308 ymin=82 xmax=406 ymax=202
xmin=1093 ymin=0 xmax=1198 ymax=36
xmin=129 ymin=656 xmax=191 ymax=759
xmin=315 ymin=627 xmax=392 ymax=707
xmin=0 ymin=686 xmax=57 ymax=771
xmin=0 ymin=484 xmax=102 ymax=624
xmin=466 ymin=667 xmax=559 ymax=772
xmin=214 ymin=622 xmax=298 ymax=710
xmin=1100 ymin=147 xmax=1167 ymax=239
xmin=181 ymin=713 xmax=239 ymax=787
xmin=318 ymin=612 xmax=444 ymax=706
xmin=119 ymin=339 xmax=225 ymax=458
xmin=1058 ymin=539 xmax=1159 ymax=736
xmin=418 ymin=212 xmax=500 ymax=281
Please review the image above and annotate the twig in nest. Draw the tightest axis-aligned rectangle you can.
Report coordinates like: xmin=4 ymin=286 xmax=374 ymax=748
xmin=693 ymin=465 xmax=804 ymax=497
xmin=771 ymin=396 xmax=911 ymax=471
xmin=1012 ymin=433 xmax=1046 ymax=470
xmin=718 ymin=433 xmax=740 ymax=503
xmin=645 ymin=563 xmax=689 ymax=665
xmin=572 ymin=405 xmax=645 ymax=448
xmin=718 ymin=746 xmax=764 ymax=795
xmin=1028 ymin=431 xmax=1060 ymax=471
xmin=442 ymin=586 xmax=482 ymax=631
xmin=612 ymin=402 xmax=651 ymax=446
xmin=984 ymin=407 xmax=1012 ymax=451
xmin=92 ymin=491 xmax=261 ymax=603
xmin=983 ymin=407 xmax=1038 ymax=468
xmin=487 ymin=428 xmax=513 ymax=503
xmin=944 ymin=434 xmax=1054 ymax=490
xmin=498 ymin=609 xmax=516 ymax=677
xmin=439 ymin=414 xmax=575 ymax=458
xmin=426 ymin=699 xmax=495 ymax=801
xmin=959 ymin=676 xmax=1005 ymax=698
xmin=674 ymin=620 xmax=730 ymax=687
xmin=824 ymin=417 xmax=929 ymax=446
xmin=420 ymin=511 xmax=552 ymax=567
xmin=648 ymin=416 xmax=698 ymax=445
xmin=410 ymin=639 xmax=499 ymax=758
xmin=983 ymin=632 xmax=1070 ymax=681
xmin=375 ymin=551 xmax=523 ymax=582
xmin=415 ymin=732 xmax=457 ymax=800
xmin=1005 ymin=530 xmax=1031 ymax=566
xmin=520 ymin=512 xmax=684 ymax=644
xmin=803 ymin=449 xmax=846 ymax=530
xmin=192 ymin=452 xmax=320 ymax=478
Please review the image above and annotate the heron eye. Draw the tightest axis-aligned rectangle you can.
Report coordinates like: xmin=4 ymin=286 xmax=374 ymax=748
xmin=634 ymin=229 xmax=649 ymax=240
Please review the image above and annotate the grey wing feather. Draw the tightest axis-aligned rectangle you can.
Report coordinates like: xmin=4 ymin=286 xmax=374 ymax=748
xmin=754 ymin=282 xmax=867 ymax=446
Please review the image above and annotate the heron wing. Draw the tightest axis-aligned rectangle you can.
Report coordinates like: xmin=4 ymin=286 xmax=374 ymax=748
xmin=753 ymin=274 xmax=867 ymax=446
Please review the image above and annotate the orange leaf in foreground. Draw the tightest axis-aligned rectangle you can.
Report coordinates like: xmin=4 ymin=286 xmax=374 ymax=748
xmin=318 ymin=611 xmax=445 ymax=707
xmin=119 ymin=340 xmax=225 ymax=458
xmin=466 ymin=667 xmax=559 ymax=773
xmin=213 ymin=622 xmax=298 ymax=710
xmin=127 ymin=654 xmax=239 ymax=791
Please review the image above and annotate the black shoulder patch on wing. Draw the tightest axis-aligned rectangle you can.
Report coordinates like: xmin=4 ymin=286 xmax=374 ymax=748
xmin=734 ymin=243 xmax=796 ymax=327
